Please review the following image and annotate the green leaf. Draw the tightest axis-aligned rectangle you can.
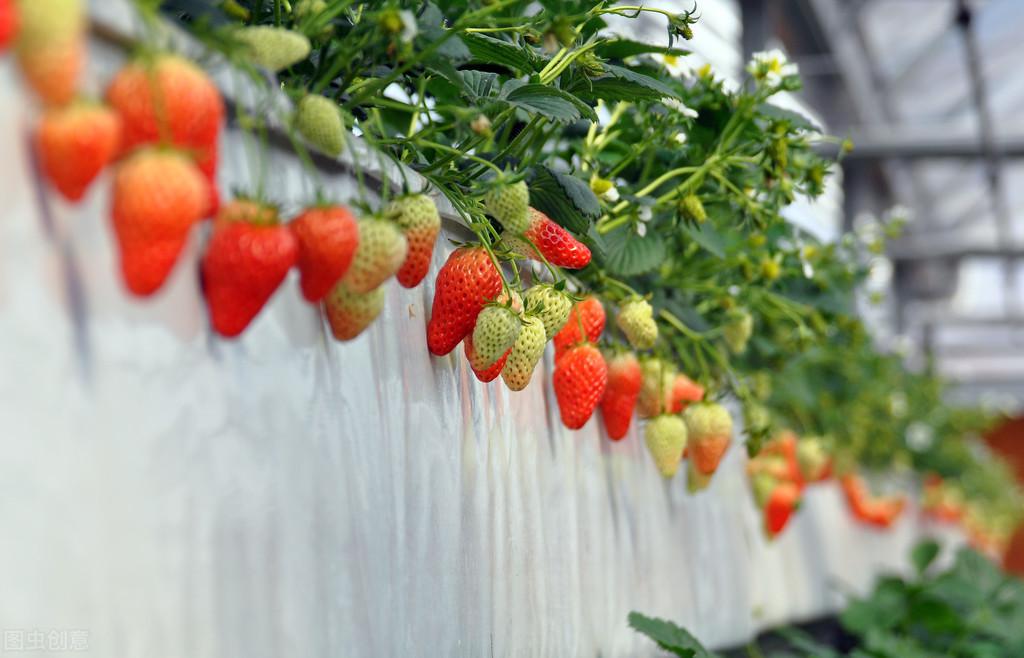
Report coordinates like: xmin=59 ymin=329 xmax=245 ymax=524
xmin=528 ymin=167 xmax=601 ymax=234
xmin=683 ymin=223 xmax=725 ymax=259
xmin=757 ymin=103 xmax=820 ymax=132
xmin=627 ymin=612 xmax=715 ymax=658
xmin=459 ymin=70 xmax=501 ymax=101
xmin=911 ymin=540 xmax=940 ymax=574
xmin=595 ymin=39 xmax=691 ymax=60
xmin=603 ymin=63 xmax=680 ymax=99
xmin=603 ymin=227 xmax=666 ymax=276
xmin=574 ymin=75 xmax=668 ymax=102
xmin=503 ymin=83 xmax=596 ymax=122
xmin=462 ymin=32 xmax=536 ymax=73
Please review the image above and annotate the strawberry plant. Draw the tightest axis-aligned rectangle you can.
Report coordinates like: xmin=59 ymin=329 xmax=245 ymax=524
xmin=5 ymin=0 xmax=1017 ymax=539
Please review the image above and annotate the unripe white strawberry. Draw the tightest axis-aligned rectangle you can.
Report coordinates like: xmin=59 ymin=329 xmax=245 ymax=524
xmin=501 ymin=314 xmax=547 ymax=391
xmin=616 ymin=297 xmax=658 ymax=349
xmin=385 ymin=193 xmax=441 ymax=288
xmin=341 ymin=218 xmax=408 ymax=294
xmin=484 ymin=180 xmax=529 ymax=233
xmin=471 ymin=304 xmax=522 ymax=369
xmin=723 ymin=308 xmax=753 ymax=354
xmin=325 ymin=281 xmax=386 ymax=341
xmin=236 ymin=26 xmax=311 ymax=71
xmin=296 ymin=94 xmax=345 ymax=157
xmin=644 ymin=414 xmax=687 ymax=478
xmin=523 ymin=283 xmax=572 ymax=340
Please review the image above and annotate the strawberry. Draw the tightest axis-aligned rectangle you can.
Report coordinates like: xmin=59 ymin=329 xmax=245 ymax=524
xmin=668 ymin=373 xmax=704 ymax=413
xmin=201 ymin=205 xmax=298 ymax=338
xmin=15 ymin=0 xmax=84 ymax=105
xmin=616 ymin=297 xmax=658 ymax=349
xmin=464 ymin=334 xmax=510 ymax=383
xmin=644 ymin=414 xmax=687 ymax=478
xmin=553 ymin=296 xmax=605 ymax=360
xmin=106 ymin=54 xmax=224 ymax=181
xmin=765 ymin=481 xmax=800 ymax=538
xmin=750 ymin=472 xmax=779 ymax=508
xmin=484 ymin=180 xmax=529 ymax=233
xmin=295 ymin=93 xmax=345 ymax=157
xmin=325 ymin=281 xmax=386 ymax=341
xmin=35 ymin=102 xmax=121 ymax=202
xmin=236 ymin=26 xmax=311 ymax=71
xmin=637 ymin=358 xmax=674 ymax=418
xmin=385 ymin=194 xmax=441 ymax=288
xmin=426 ymin=246 xmax=503 ymax=355
xmin=214 ymin=199 xmax=278 ymax=225
xmin=723 ymin=307 xmax=753 ymax=354
xmin=0 ymin=0 xmax=18 ymax=51
xmin=501 ymin=314 xmax=546 ymax=391
xmin=686 ymin=459 xmax=713 ymax=493
xmin=341 ymin=218 xmax=407 ymax=294
xmin=471 ymin=304 xmax=521 ymax=369
xmin=110 ymin=149 xmax=208 ymax=296
xmin=599 ymin=351 xmax=642 ymax=440
xmin=290 ymin=205 xmax=359 ymax=301
xmin=504 ymin=208 xmax=591 ymax=269
xmin=553 ymin=343 xmax=607 ymax=429
xmin=523 ymin=283 xmax=573 ymax=340
xmin=683 ymin=402 xmax=733 ymax=475
xmin=796 ymin=437 xmax=831 ymax=483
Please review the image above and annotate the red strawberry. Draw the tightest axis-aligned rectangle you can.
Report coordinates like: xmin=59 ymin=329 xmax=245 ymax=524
xmin=553 ymin=296 xmax=605 ymax=361
xmin=290 ymin=205 xmax=359 ymax=301
xmin=683 ymin=402 xmax=732 ymax=475
xmin=463 ymin=334 xmax=510 ymax=383
xmin=668 ymin=374 xmax=704 ymax=413
xmin=36 ymin=102 xmax=122 ymax=202
xmin=110 ymin=149 xmax=208 ymax=296
xmin=426 ymin=246 xmax=503 ymax=356
xmin=553 ymin=343 xmax=608 ymax=430
xmin=214 ymin=199 xmax=278 ymax=226
xmin=0 ymin=0 xmax=19 ymax=51
xmin=765 ymin=481 xmax=800 ymax=538
xmin=505 ymin=208 xmax=591 ymax=269
xmin=106 ymin=54 xmax=224 ymax=180
xmin=202 ymin=205 xmax=298 ymax=338
xmin=599 ymin=351 xmax=642 ymax=440
xmin=387 ymin=194 xmax=441 ymax=288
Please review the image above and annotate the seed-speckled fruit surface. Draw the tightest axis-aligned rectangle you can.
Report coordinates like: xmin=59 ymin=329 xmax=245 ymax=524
xmin=325 ymin=281 xmax=386 ymax=341
xmin=342 ymin=218 xmax=407 ymax=294
xmin=644 ymin=414 xmax=687 ymax=478
xmin=501 ymin=314 xmax=546 ymax=391
xmin=553 ymin=343 xmax=607 ymax=429
xmin=471 ymin=305 xmax=522 ymax=369
xmin=290 ymin=205 xmax=359 ymax=302
xmin=426 ymin=247 xmax=503 ymax=356
xmin=523 ymin=284 xmax=572 ymax=340
xmin=617 ymin=297 xmax=658 ymax=349
xmin=386 ymin=194 xmax=441 ymax=288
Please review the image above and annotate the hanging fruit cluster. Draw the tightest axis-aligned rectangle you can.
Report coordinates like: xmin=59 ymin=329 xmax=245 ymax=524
xmin=8 ymin=0 xmax=1022 ymax=549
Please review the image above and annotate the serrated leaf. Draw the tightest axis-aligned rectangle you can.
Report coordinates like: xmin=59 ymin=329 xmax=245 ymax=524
xmin=627 ymin=612 xmax=715 ymax=658
xmin=462 ymin=32 xmax=536 ymax=73
xmin=603 ymin=228 xmax=666 ymax=276
xmin=683 ymin=223 xmax=725 ymax=259
xmin=574 ymin=75 xmax=667 ymax=102
xmin=459 ymin=70 xmax=501 ymax=101
xmin=603 ymin=63 xmax=680 ymax=99
xmin=758 ymin=102 xmax=820 ymax=131
xmin=528 ymin=167 xmax=600 ymax=234
xmin=503 ymin=83 xmax=595 ymax=122
xmin=595 ymin=39 xmax=691 ymax=60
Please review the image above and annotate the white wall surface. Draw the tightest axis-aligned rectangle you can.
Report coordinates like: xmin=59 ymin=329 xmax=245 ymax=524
xmin=0 ymin=3 xmax=963 ymax=657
